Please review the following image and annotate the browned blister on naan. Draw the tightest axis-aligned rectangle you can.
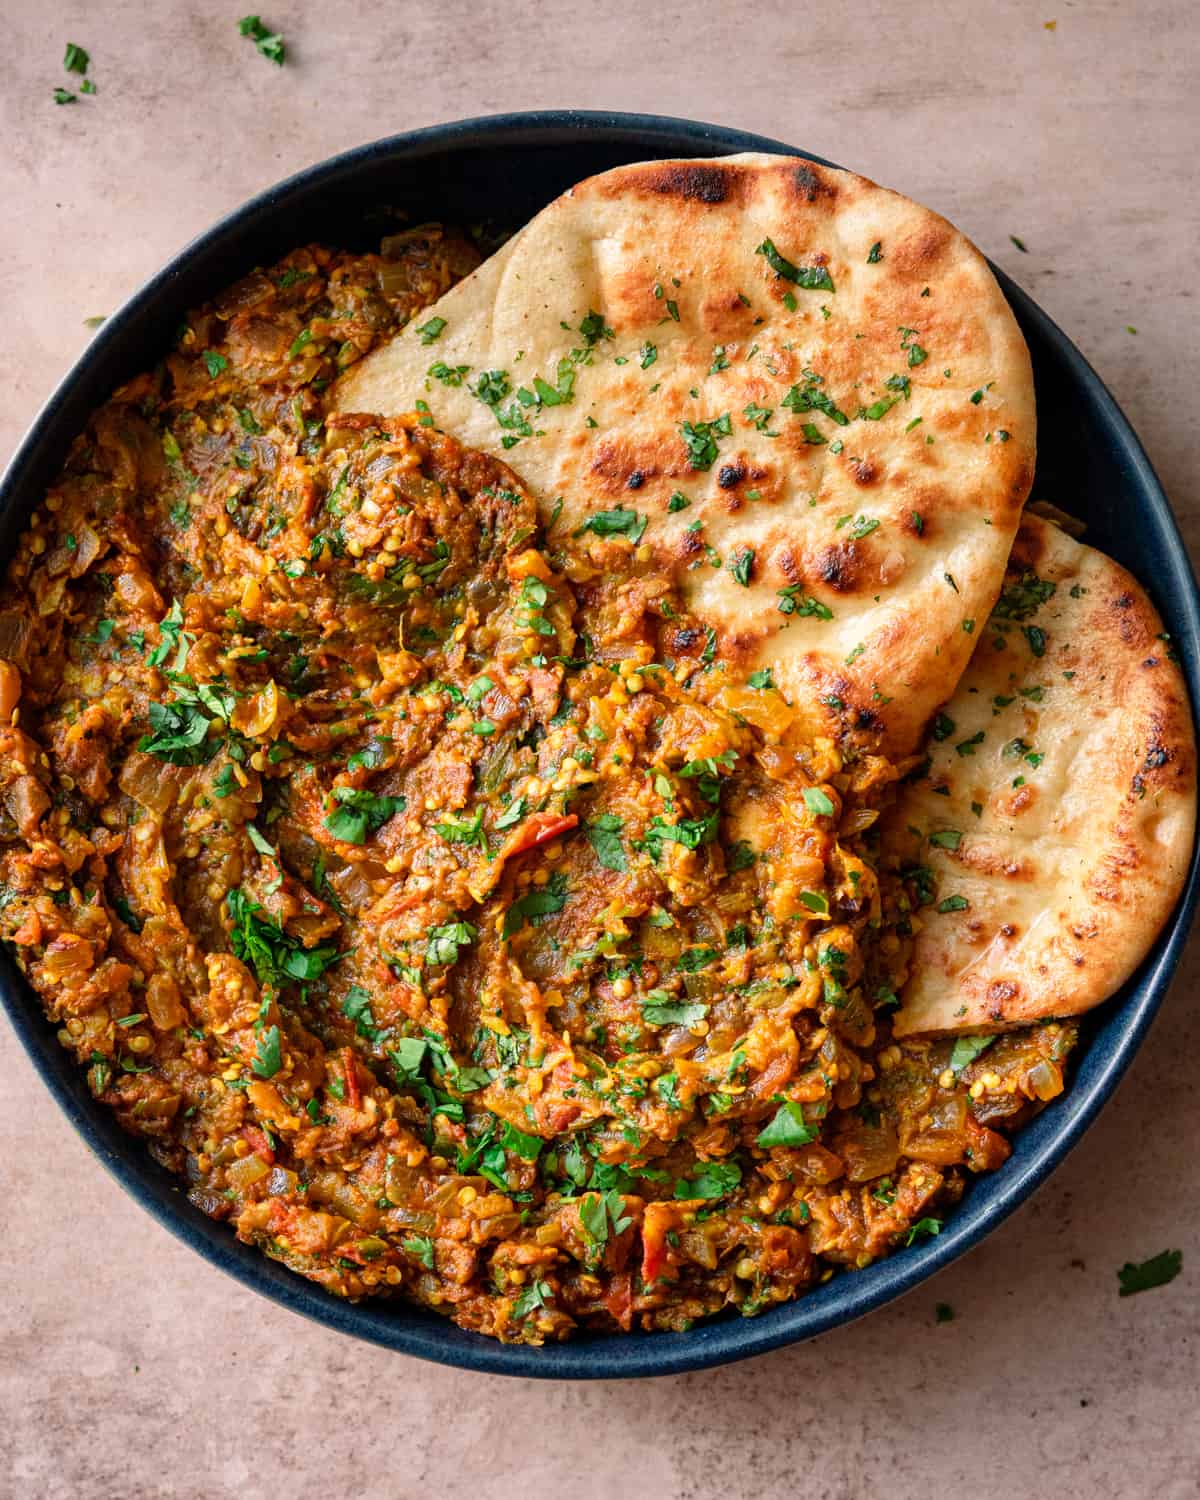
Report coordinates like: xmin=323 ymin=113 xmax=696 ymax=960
xmin=337 ymin=153 xmax=1035 ymax=754
xmin=887 ymin=514 xmax=1196 ymax=1036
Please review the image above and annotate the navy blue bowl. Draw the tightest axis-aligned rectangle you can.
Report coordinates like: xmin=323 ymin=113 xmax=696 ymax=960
xmin=2 ymin=112 xmax=1197 ymax=1379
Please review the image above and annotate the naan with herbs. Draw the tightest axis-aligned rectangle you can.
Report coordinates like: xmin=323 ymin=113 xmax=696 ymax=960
xmin=338 ymin=153 xmax=1036 ymax=754
xmin=887 ymin=513 xmax=1195 ymax=1037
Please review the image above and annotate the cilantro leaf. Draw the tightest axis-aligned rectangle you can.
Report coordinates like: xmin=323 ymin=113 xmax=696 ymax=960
xmin=502 ymin=871 xmax=568 ymax=938
xmin=512 ymin=1279 xmax=553 ymax=1318
xmin=782 ymin=375 xmax=849 ymax=426
xmin=579 ymin=309 xmax=614 ymax=346
xmin=415 ymin=316 xmax=447 ymax=345
xmin=500 ymin=1120 xmax=544 ymax=1160
xmin=1117 ymin=1249 xmax=1183 ymax=1297
xmin=136 ymin=699 xmax=215 ymax=765
xmin=323 ymin=786 xmax=405 ymax=844
xmin=642 ymin=811 xmax=719 ymax=860
xmin=755 ymin=238 xmax=835 ymax=292
xmin=948 ymin=1034 xmax=994 ymax=1074
xmin=341 ymin=985 xmax=382 ymax=1044
xmin=726 ymin=840 xmax=757 ymax=872
xmin=642 ymin=993 xmax=708 ymax=1027
xmin=227 ymin=888 xmax=339 ymax=991
xmin=434 ymin=806 xmax=488 ymax=851
xmin=251 ymin=1024 xmax=282 ymax=1078
xmin=237 ymin=15 xmax=285 ymax=64
xmin=404 ymin=1235 xmax=436 ymax=1270
xmin=579 ymin=1188 xmax=632 ymax=1257
xmin=586 ymin=814 xmax=627 ymax=872
xmin=730 ymin=548 xmax=754 ymax=586
xmin=757 ymin=1100 xmax=819 ymax=1148
xmin=576 ymin=507 xmax=647 ymax=544
xmin=679 ymin=414 xmax=732 ymax=471
xmin=993 ymin=573 xmax=1056 ymax=622
xmin=777 ymin=585 xmax=833 ymax=619
xmin=425 ymin=921 xmax=476 ymax=967
xmin=673 ymin=1160 xmax=742 ymax=1199
xmin=904 ymin=1216 xmax=943 ymax=1246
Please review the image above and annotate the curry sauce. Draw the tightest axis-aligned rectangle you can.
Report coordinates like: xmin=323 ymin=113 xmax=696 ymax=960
xmin=0 ymin=236 xmax=1076 ymax=1342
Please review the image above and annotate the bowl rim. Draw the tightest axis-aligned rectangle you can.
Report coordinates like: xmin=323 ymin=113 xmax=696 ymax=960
xmin=2 ymin=108 xmax=1197 ymax=1380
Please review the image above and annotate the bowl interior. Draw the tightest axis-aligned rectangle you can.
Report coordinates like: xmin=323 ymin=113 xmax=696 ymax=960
xmin=2 ymin=111 xmax=1197 ymax=1379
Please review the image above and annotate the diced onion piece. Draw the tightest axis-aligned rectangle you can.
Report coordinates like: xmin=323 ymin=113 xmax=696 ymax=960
xmin=226 ymin=1154 xmax=271 ymax=1190
xmin=1025 ymin=1059 xmax=1063 ymax=1101
xmin=231 ymin=679 xmax=281 ymax=739
xmin=146 ymin=974 xmax=186 ymax=1031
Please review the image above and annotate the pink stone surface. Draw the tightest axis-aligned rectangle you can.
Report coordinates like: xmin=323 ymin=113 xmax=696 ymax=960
xmin=1 ymin=3 xmax=1198 ymax=1495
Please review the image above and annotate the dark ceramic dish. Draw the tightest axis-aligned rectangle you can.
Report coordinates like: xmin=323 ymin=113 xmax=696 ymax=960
xmin=2 ymin=112 xmax=1197 ymax=1379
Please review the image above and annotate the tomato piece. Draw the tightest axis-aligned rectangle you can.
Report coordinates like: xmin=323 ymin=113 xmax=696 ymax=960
xmin=242 ymin=1123 xmax=275 ymax=1165
xmin=343 ymin=1047 xmax=362 ymax=1110
xmin=501 ymin=812 xmax=578 ymax=858
xmin=604 ymin=1271 xmax=634 ymax=1330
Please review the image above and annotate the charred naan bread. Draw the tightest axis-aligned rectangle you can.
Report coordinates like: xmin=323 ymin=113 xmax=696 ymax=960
xmin=338 ymin=153 xmax=1035 ymax=753
xmin=888 ymin=514 xmax=1196 ymax=1037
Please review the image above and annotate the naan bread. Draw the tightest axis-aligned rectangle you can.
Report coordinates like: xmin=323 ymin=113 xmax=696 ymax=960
xmin=338 ymin=153 xmax=1035 ymax=753
xmin=888 ymin=514 xmax=1196 ymax=1037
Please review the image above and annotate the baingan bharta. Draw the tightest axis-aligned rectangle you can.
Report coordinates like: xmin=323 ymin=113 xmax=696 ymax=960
xmin=0 ymin=158 xmax=1192 ymax=1345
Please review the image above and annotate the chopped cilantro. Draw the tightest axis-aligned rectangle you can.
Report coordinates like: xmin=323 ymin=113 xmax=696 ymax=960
xmin=905 ymin=1216 xmax=943 ymax=1246
xmin=324 ymin=786 xmax=404 ymax=844
xmin=674 ymin=1160 xmax=741 ymax=1199
xmin=757 ymin=1100 xmax=818 ymax=1148
xmin=680 ymin=414 xmax=732 ymax=471
xmin=251 ymin=1025 xmax=282 ymax=1078
xmin=237 ymin=15 xmax=286 ymax=64
xmin=727 ymin=840 xmax=757 ymax=872
xmin=755 ymin=238 xmax=835 ymax=292
xmin=949 ymin=1034 xmax=994 ymax=1074
xmin=416 ymin=317 xmax=447 ymax=345
xmin=434 ymin=806 xmax=489 ymax=851
xmin=1117 ymin=1249 xmax=1183 ymax=1297
xmin=576 ymin=507 xmax=647 ymax=544
xmin=777 ymin=586 xmax=833 ymax=620
xmin=503 ymin=871 xmax=568 ymax=938
xmin=803 ymin=787 xmax=835 ymax=817
xmin=579 ymin=310 xmax=613 ymax=346
xmin=425 ymin=921 xmax=476 ymax=967
xmin=937 ymin=895 xmax=970 ymax=913
xmin=586 ymin=814 xmax=627 ymax=873
xmin=404 ymin=1235 xmax=436 ymax=1270
xmin=729 ymin=548 xmax=754 ymax=586
xmin=642 ymin=994 xmax=708 ymax=1027
xmin=227 ymin=888 xmax=340 ymax=989
xmin=342 ymin=985 xmax=382 ymax=1044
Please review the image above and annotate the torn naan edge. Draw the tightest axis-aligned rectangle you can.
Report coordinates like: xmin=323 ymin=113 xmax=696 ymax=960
xmin=337 ymin=153 xmax=1035 ymax=754
xmin=887 ymin=513 xmax=1196 ymax=1037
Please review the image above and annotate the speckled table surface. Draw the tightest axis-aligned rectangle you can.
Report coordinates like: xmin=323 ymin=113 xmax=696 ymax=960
xmin=2 ymin=3 xmax=1198 ymax=1496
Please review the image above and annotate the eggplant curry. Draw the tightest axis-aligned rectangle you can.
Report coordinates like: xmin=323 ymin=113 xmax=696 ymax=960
xmin=0 ymin=234 xmax=1077 ymax=1342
